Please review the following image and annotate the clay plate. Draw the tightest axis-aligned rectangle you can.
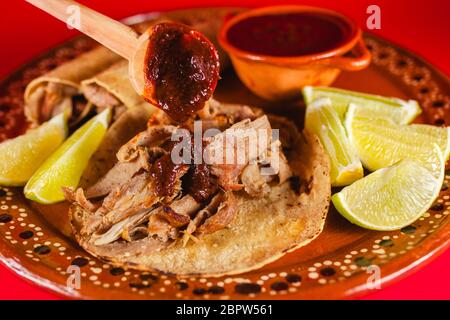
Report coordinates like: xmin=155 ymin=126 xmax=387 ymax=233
xmin=0 ymin=9 xmax=449 ymax=300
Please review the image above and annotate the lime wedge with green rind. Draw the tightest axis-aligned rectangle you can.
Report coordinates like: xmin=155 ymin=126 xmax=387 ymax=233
xmin=305 ymin=98 xmax=363 ymax=186
xmin=0 ymin=113 xmax=67 ymax=186
xmin=345 ymin=104 xmax=449 ymax=176
xmin=332 ymin=148 xmax=444 ymax=231
xmin=24 ymin=109 xmax=111 ymax=204
xmin=302 ymin=86 xmax=421 ymax=123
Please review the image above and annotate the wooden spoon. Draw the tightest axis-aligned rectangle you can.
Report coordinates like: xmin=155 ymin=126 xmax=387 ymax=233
xmin=26 ymin=0 xmax=220 ymax=123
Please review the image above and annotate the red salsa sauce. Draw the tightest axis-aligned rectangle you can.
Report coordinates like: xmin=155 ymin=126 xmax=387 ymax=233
xmin=143 ymin=23 xmax=220 ymax=124
xmin=152 ymin=136 xmax=217 ymax=202
xmin=185 ymin=162 xmax=218 ymax=202
xmin=151 ymin=153 xmax=189 ymax=198
xmin=226 ymin=12 xmax=352 ymax=57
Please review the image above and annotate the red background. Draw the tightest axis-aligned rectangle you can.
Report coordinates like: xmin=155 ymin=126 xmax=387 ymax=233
xmin=1 ymin=0 xmax=449 ymax=299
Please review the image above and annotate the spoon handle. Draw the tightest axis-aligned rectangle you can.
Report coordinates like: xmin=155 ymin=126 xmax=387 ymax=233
xmin=26 ymin=0 xmax=139 ymax=60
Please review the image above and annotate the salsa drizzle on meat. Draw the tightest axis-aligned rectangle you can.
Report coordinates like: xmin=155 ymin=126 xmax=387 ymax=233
xmin=64 ymin=99 xmax=294 ymax=251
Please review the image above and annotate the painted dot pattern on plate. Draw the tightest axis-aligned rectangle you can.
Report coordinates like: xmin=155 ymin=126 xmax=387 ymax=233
xmin=0 ymin=33 xmax=449 ymax=299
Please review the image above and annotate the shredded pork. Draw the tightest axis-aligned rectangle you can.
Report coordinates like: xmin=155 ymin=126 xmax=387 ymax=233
xmin=66 ymin=100 xmax=294 ymax=254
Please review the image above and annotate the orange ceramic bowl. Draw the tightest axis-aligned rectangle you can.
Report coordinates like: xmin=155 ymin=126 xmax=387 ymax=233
xmin=218 ymin=5 xmax=371 ymax=101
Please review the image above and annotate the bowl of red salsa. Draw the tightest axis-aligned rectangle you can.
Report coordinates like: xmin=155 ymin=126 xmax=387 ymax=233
xmin=218 ymin=5 xmax=371 ymax=100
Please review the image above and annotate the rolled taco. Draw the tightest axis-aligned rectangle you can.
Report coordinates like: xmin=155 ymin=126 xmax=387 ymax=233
xmin=24 ymin=46 xmax=120 ymax=125
xmin=81 ymin=60 xmax=145 ymax=121
xmin=64 ymin=100 xmax=331 ymax=276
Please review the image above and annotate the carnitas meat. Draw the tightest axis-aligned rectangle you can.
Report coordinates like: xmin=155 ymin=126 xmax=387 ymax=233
xmin=65 ymin=99 xmax=292 ymax=256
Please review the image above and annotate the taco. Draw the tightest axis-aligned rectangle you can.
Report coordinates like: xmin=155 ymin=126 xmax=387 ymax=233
xmin=24 ymin=46 xmax=120 ymax=126
xmin=79 ymin=103 xmax=154 ymax=190
xmin=64 ymin=99 xmax=330 ymax=276
xmin=80 ymin=61 xmax=145 ymax=121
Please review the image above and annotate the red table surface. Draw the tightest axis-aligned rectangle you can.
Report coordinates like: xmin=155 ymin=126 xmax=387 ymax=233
xmin=0 ymin=0 xmax=449 ymax=300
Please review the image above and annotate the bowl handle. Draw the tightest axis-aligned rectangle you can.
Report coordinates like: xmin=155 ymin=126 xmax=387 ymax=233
xmin=318 ymin=39 xmax=372 ymax=71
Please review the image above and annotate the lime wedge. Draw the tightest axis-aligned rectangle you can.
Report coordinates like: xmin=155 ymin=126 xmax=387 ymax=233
xmin=305 ymin=98 xmax=363 ymax=186
xmin=302 ymin=86 xmax=421 ymax=123
xmin=345 ymin=104 xmax=448 ymax=177
xmin=407 ymin=124 xmax=450 ymax=160
xmin=24 ymin=109 xmax=111 ymax=204
xmin=332 ymin=150 xmax=444 ymax=230
xmin=0 ymin=114 xmax=67 ymax=186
